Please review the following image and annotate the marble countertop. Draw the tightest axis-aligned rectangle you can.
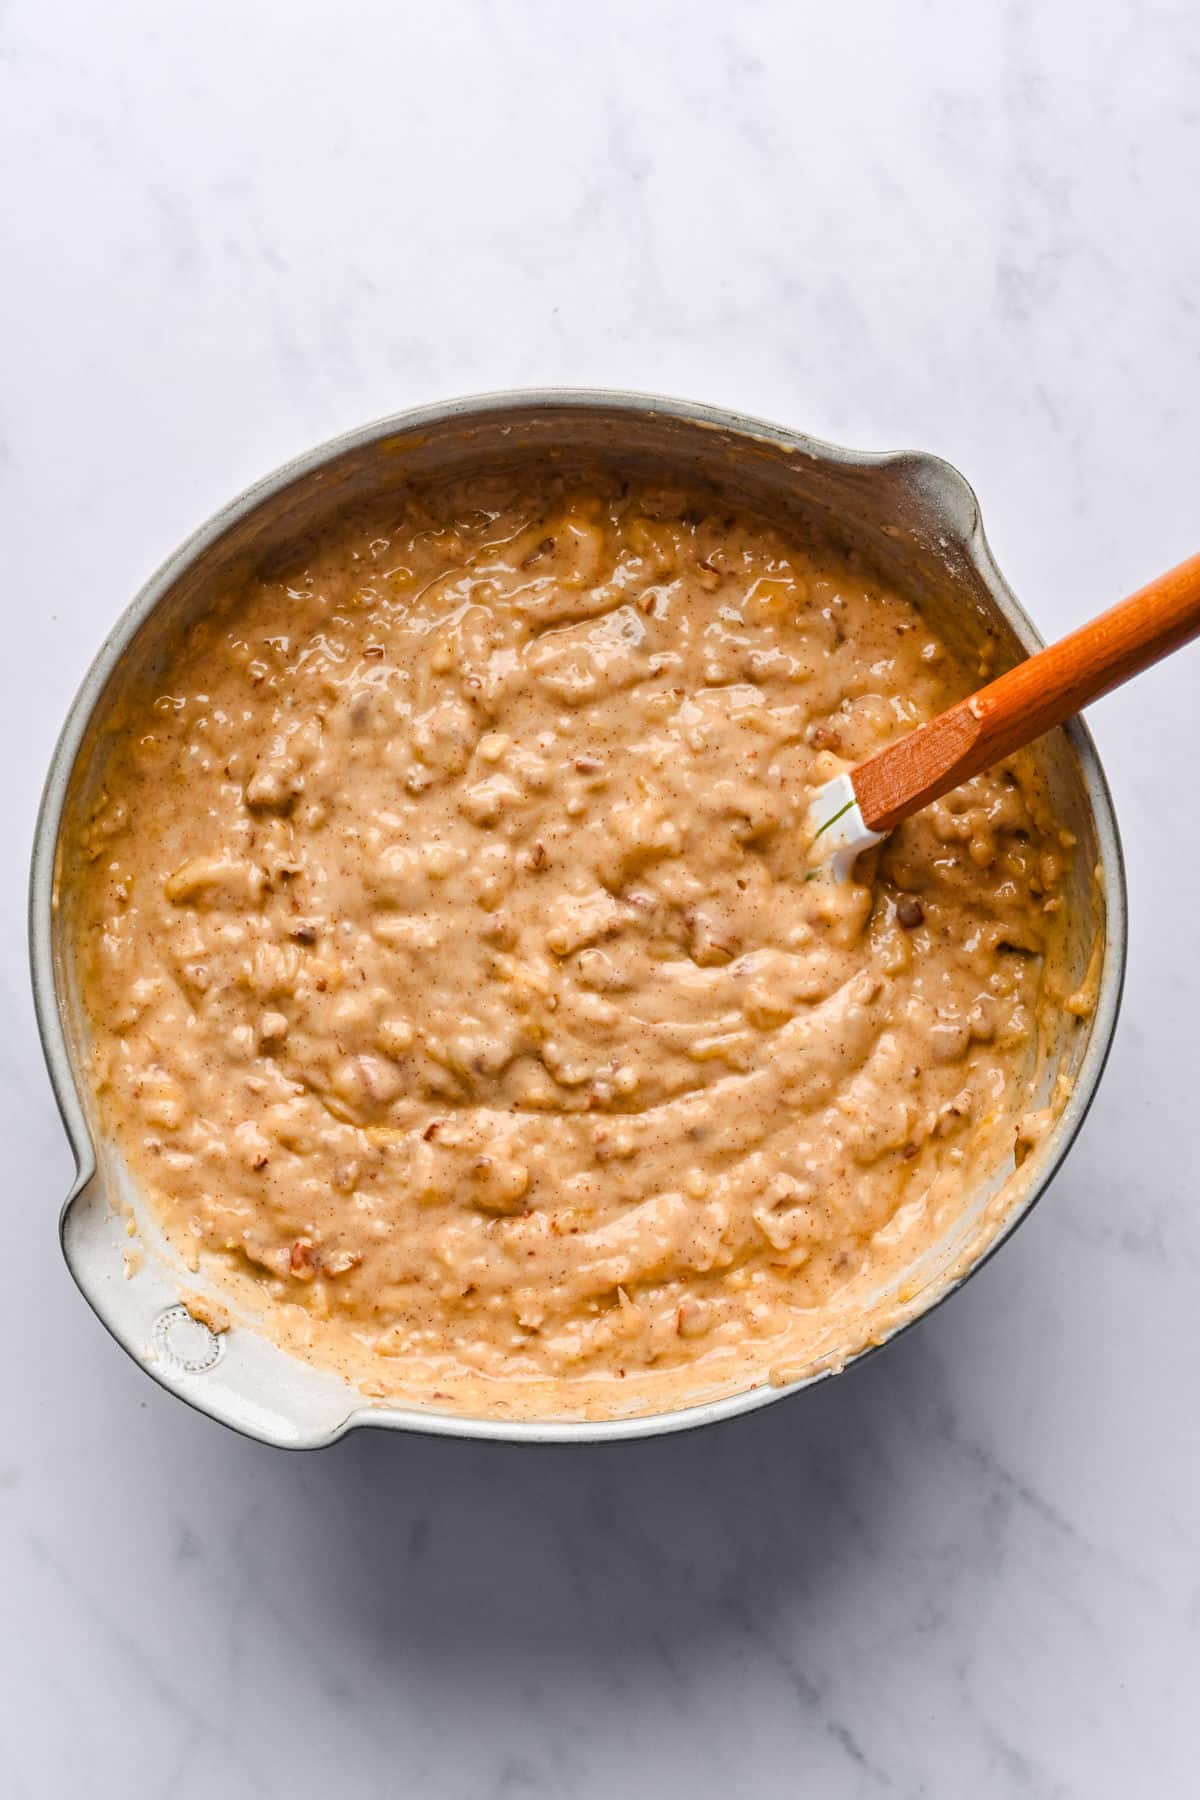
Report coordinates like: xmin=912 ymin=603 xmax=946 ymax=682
xmin=4 ymin=2 xmax=1199 ymax=1793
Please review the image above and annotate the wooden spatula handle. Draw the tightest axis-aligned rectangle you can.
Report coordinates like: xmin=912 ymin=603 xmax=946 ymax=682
xmin=852 ymin=550 xmax=1200 ymax=833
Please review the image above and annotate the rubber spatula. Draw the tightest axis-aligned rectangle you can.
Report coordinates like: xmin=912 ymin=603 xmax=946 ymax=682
xmin=808 ymin=549 xmax=1200 ymax=877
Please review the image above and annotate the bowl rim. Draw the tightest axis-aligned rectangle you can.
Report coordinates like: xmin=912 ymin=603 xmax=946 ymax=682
xmin=29 ymin=387 xmax=1128 ymax=1447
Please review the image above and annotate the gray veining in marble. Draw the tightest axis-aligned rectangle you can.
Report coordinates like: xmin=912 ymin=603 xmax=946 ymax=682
xmin=2 ymin=1 xmax=1199 ymax=1794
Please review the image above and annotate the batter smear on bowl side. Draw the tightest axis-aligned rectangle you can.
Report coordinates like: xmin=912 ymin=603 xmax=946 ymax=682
xmin=73 ymin=471 xmax=1081 ymax=1418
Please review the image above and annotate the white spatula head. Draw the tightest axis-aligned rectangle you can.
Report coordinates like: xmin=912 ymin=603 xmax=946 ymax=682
xmin=806 ymin=772 xmax=886 ymax=881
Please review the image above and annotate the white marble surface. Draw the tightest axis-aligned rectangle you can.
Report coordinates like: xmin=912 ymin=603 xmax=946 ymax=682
xmin=3 ymin=1 xmax=1199 ymax=1793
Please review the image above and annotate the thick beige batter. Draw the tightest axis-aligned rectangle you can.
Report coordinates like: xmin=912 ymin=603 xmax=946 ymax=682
xmin=74 ymin=471 xmax=1076 ymax=1417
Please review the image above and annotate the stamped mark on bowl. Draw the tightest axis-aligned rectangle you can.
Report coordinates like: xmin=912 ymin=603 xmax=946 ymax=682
xmin=153 ymin=1305 xmax=223 ymax=1375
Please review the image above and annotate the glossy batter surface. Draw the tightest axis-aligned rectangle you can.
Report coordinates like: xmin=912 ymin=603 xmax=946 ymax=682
xmin=74 ymin=473 xmax=1073 ymax=1416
